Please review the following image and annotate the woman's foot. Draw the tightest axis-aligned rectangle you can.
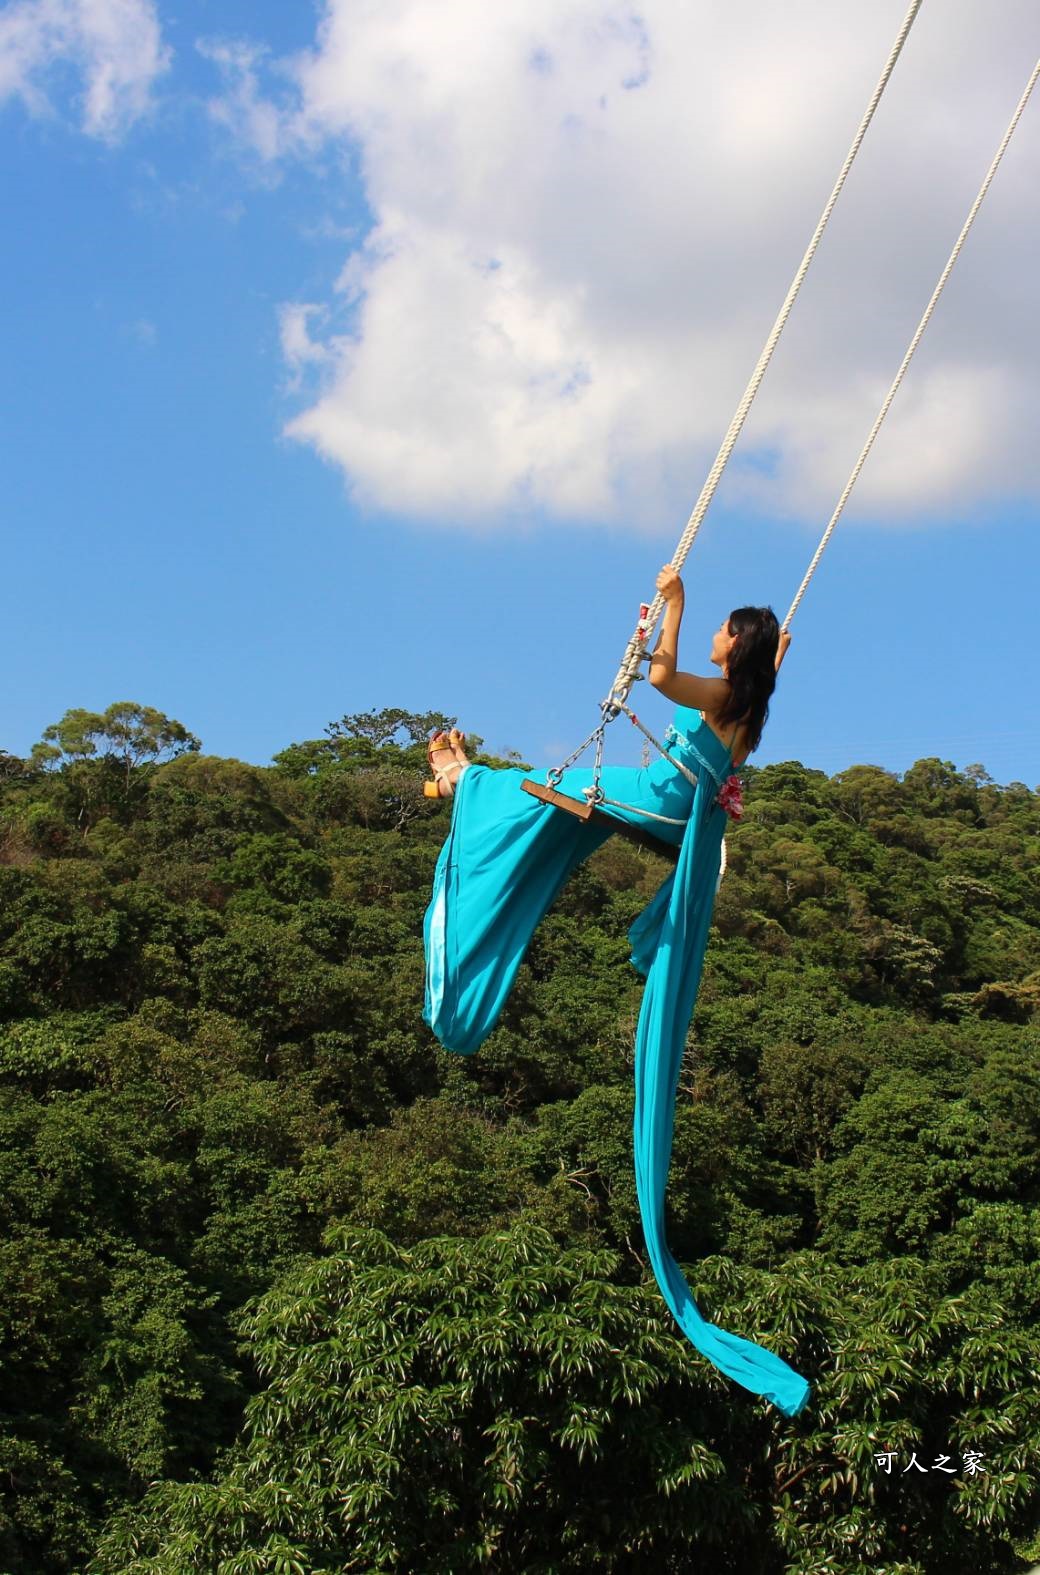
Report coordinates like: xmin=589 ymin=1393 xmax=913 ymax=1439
xmin=448 ymin=729 xmax=472 ymax=768
xmin=424 ymin=731 xmax=465 ymax=797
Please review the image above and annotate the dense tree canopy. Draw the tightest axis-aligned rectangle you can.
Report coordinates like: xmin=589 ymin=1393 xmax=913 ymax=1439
xmin=0 ymin=705 xmax=1038 ymax=1573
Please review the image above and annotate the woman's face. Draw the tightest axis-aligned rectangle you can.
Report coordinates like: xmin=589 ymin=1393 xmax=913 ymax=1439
xmin=710 ymin=618 xmax=738 ymax=670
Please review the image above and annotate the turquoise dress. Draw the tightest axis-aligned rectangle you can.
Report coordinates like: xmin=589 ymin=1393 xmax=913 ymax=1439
xmin=423 ymin=706 xmax=811 ymax=1417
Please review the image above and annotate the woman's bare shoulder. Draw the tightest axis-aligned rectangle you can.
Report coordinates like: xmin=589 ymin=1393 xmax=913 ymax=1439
xmin=651 ymin=669 xmax=729 ymax=709
xmin=699 ymin=708 xmax=750 ymax=767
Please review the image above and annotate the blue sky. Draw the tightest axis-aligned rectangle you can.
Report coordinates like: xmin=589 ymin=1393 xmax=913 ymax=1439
xmin=2 ymin=0 xmax=1039 ymax=787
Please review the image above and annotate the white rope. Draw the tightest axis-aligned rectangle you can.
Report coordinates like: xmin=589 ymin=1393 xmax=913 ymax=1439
xmin=784 ymin=54 xmax=1040 ymax=630
xmin=608 ymin=0 xmax=925 ymax=703
xmin=596 ymin=795 xmax=688 ymax=826
xmin=619 ymin=704 xmax=699 ymax=786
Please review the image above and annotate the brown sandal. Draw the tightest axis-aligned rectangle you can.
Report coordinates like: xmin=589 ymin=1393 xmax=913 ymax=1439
xmin=424 ymin=733 xmax=459 ymax=798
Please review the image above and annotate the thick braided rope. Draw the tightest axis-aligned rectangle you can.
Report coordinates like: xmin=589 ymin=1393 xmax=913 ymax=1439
xmin=608 ymin=0 xmax=925 ymax=703
xmin=784 ymin=54 xmax=1040 ymax=630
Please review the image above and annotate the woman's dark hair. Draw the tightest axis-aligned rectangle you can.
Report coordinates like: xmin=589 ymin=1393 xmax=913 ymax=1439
xmin=715 ymin=606 xmax=780 ymax=753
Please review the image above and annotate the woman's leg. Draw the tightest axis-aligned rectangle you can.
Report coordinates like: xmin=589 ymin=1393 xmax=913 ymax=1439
xmin=553 ymin=755 xmax=695 ymax=849
xmin=423 ymin=738 xmax=692 ymax=1051
xmin=424 ymin=757 xmax=613 ymax=1052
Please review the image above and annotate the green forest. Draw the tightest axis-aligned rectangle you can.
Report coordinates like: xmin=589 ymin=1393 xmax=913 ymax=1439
xmin=2 ymin=701 xmax=1039 ymax=1575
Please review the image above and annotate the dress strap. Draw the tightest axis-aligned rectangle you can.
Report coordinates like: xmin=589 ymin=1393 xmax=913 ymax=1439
xmin=664 ymin=722 xmax=726 ymax=789
xmin=696 ymin=709 xmax=740 ymax=759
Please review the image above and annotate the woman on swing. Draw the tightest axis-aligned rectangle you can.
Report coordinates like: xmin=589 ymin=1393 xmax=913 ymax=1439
xmin=421 ymin=564 xmax=810 ymax=1419
xmin=424 ymin=564 xmax=790 ymax=797
xmin=423 ymin=562 xmax=791 ymax=1058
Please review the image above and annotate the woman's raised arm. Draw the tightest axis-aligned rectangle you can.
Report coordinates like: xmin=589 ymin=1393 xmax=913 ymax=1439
xmin=647 ymin=565 xmax=730 ymax=710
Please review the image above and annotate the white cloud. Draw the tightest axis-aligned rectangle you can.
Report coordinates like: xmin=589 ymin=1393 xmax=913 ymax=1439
xmin=195 ymin=38 xmax=290 ymax=166
xmin=279 ymin=302 xmax=332 ymax=393
xmin=0 ymin=0 xmax=168 ymax=141
xmin=279 ymin=302 xmax=326 ymax=367
xmin=206 ymin=0 xmax=1040 ymax=528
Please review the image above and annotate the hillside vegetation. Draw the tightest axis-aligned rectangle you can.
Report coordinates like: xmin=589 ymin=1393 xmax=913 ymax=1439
xmin=1 ymin=704 xmax=1038 ymax=1575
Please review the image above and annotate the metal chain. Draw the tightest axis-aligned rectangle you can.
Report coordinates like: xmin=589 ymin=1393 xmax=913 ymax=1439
xmin=546 ymin=721 xmax=607 ymax=788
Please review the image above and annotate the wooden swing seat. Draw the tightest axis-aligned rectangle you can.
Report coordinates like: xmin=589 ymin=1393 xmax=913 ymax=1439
xmin=520 ymin=778 xmax=679 ymax=865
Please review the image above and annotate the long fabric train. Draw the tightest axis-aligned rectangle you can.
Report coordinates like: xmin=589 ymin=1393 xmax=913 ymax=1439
xmin=423 ymin=706 xmax=811 ymax=1417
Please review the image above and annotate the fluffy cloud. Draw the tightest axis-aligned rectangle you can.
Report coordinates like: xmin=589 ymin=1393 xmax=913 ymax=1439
xmin=0 ymin=0 xmax=167 ymax=140
xmin=208 ymin=0 xmax=1040 ymax=527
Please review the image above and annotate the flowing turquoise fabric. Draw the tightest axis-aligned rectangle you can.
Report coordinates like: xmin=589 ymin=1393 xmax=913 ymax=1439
xmin=423 ymin=706 xmax=811 ymax=1417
